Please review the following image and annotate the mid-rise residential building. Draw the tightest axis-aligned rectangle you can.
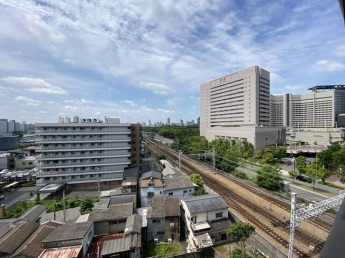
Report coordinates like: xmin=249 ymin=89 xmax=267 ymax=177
xmin=35 ymin=120 xmax=142 ymax=190
xmin=8 ymin=120 xmax=15 ymax=133
xmin=0 ymin=119 xmax=8 ymax=134
xmin=271 ymin=85 xmax=345 ymax=129
xmin=200 ymin=66 xmax=285 ymax=151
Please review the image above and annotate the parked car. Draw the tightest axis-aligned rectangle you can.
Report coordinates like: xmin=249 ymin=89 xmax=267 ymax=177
xmin=296 ymin=175 xmax=311 ymax=183
xmin=305 ymin=160 xmax=312 ymax=165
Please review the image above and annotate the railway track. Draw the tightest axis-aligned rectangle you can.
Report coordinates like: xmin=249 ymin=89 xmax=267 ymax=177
xmin=147 ymin=140 xmax=330 ymax=257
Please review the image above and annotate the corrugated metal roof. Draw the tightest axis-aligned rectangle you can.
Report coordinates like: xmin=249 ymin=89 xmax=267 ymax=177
xmin=38 ymin=245 xmax=82 ymax=258
xmin=0 ymin=220 xmax=39 ymax=255
xmin=42 ymin=222 xmax=93 ymax=243
xmin=109 ymin=195 xmax=136 ymax=206
xmin=123 ymin=166 xmax=139 ymax=178
xmin=20 ymin=205 xmax=46 ymax=222
xmin=98 ymin=197 xmax=111 ymax=209
xmin=124 ymin=215 xmax=142 ymax=236
xmin=140 ymin=171 xmax=162 ymax=180
xmin=11 ymin=221 xmax=62 ymax=258
xmin=100 ymin=187 xmax=123 ymax=198
xmin=88 ymin=203 xmax=133 ymax=222
xmin=182 ymin=194 xmax=228 ymax=214
xmin=164 ymin=176 xmax=195 ymax=191
xmin=101 ymin=237 xmax=131 ymax=255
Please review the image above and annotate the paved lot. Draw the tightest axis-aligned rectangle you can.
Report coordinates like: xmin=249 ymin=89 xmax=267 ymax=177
xmin=0 ymin=186 xmax=41 ymax=207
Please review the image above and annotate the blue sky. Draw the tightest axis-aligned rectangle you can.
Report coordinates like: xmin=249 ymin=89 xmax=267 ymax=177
xmin=0 ymin=0 xmax=344 ymax=124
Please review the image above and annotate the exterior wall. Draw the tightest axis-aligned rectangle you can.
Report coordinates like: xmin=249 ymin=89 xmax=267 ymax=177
xmin=130 ymin=124 xmax=142 ymax=169
xmin=0 ymin=120 xmax=7 ymax=134
xmin=94 ymin=220 xmax=126 ymax=236
xmin=15 ymin=158 xmax=38 ymax=170
xmin=165 ymin=217 xmax=180 ymax=242
xmin=286 ymin=128 xmax=345 ymax=145
xmin=147 ymin=217 xmax=166 ymax=242
xmin=163 ymin=187 xmax=194 ymax=198
xmin=35 ymin=123 xmax=136 ymax=186
xmin=8 ymin=121 xmax=15 ymax=133
xmin=0 ymin=136 xmax=18 ymax=151
xmin=82 ymin=224 xmax=94 ymax=257
xmin=70 ymin=181 xmax=121 ymax=191
xmin=203 ymin=126 xmax=285 ymax=152
xmin=0 ymin=155 xmax=7 ymax=170
xmin=200 ymin=66 xmax=270 ymax=136
xmin=140 ymin=187 xmax=163 ymax=207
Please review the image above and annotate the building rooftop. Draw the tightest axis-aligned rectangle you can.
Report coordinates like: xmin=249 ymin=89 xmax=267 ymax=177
xmin=109 ymin=195 xmax=136 ymax=206
xmin=182 ymin=194 xmax=228 ymax=214
xmin=141 ymin=171 xmax=162 ymax=180
xmin=164 ymin=176 xmax=195 ymax=191
xmin=123 ymin=166 xmax=139 ymax=178
xmin=101 ymin=237 xmax=131 ymax=256
xmin=38 ymin=245 xmax=82 ymax=258
xmin=20 ymin=205 xmax=46 ymax=222
xmin=87 ymin=234 xmax=124 ymax=258
xmin=162 ymin=166 xmax=182 ymax=178
xmin=11 ymin=221 xmax=62 ymax=258
xmin=100 ymin=187 xmax=123 ymax=198
xmin=88 ymin=203 xmax=133 ymax=222
xmin=0 ymin=220 xmax=39 ymax=256
xmin=308 ymin=85 xmax=345 ymax=92
xmin=140 ymin=178 xmax=164 ymax=188
xmin=124 ymin=215 xmax=142 ymax=236
xmin=42 ymin=222 xmax=93 ymax=243
xmin=147 ymin=196 xmax=180 ymax=218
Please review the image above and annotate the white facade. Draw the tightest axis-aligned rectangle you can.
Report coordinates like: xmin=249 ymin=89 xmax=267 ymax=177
xmin=106 ymin=118 xmax=120 ymax=124
xmin=35 ymin=122 xmax=133 ymax=186
xmin=163 ymin=187 xmax=194 ymax=198
xmin=0 ymin=120 xmax=7 ymax=134
xmin=8 ymin=121 xmax=15 ymax=133
xmin=286 ymin=128 xmax=345 ymax=145
xmin=140 ymin=185 xmax=163 ymax=207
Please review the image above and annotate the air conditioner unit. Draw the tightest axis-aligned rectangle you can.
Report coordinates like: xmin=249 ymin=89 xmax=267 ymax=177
xmin=154 ymin=239 xmax=159 ymax=243
xmin=168 ymin=239 xmax=172 ymax=243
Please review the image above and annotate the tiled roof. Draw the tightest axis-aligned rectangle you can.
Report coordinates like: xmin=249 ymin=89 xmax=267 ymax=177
xmin=124 ymin=215 xmax=142 ymax=236
xmin=11 ymin=221 xmax=62 ymax=258
xmin=164 ymin=176 xmax=195 ymax=191
xmin=0 ymin=220 xmax=39 ymax=255
xmin=181 ymin=194 xmax=228 ymax=214
xmin=140 ymin=178 xmax=164 ymax=188
xmin=42 ymin=221 xmax=93 ymax=243
xmin=20 ymin=205 xmax=46 ymax=222
xmin=88 ymin=203 xmax=133 ymax=222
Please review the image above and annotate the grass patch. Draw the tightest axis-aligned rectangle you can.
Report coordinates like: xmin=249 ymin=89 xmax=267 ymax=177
xmin=317 ymin=181 xmax=345 ymax=190
xmin=18 ymin=181 xmax=36 ymax=187
xmin=143 ymin=242 xmax=182 ymax=258
xmin=6 ymin=200 xmax=36 ymax=218
xmin=290 ymin=182 xmax=334 ymax=197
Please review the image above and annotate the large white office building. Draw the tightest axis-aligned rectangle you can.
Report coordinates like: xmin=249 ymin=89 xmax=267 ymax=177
xmin=35 ymin=120 xmax=141 ymax=190
xmin=200 ymin=66 xmax=285 ymax=151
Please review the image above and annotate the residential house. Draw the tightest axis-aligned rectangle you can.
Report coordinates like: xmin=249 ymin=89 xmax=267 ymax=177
xmin=163 ymin=176 xmax=195 ymax=198
xmin=122 ymin=166 xmax=139 ymax=194
xmin=98 ymin=195 xmax=137 ymax=210
xmin=140 ymin=171 xmax=163 ymax=207
xmin=41 ymin=221 xmax=94 ymax=258
xmin=87 ymin=203 xmax=133 ymax=236
xmin=11 ymin=221 xmax=62 ymax=258
xmin=147 ymin=196 xmax=180 ymax=242
xmin=180 ymin=194 xmax=231 ymax=251
xmin=162 ymin=166 xmax=183 ymax=179
xmin=0 ymin=220 xmax=39 ymax=258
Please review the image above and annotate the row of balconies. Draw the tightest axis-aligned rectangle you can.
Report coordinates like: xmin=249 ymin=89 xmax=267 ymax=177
xmin=36 ymin=143 xmax=131 ymax=151
xmin=38 ymin=165 xmax=126 ymax=176
xmin=36 ymin=128 xmax=130 ymax=134
xmin=37 ymin=151 xmax=130 ymax=160
xmin=36 ymin=136 xmax=131 ymax=142
xmin=37 ymin=158 xmax=131 ymax=168
xmin=36 ymin=172 xmax=123 ymax=184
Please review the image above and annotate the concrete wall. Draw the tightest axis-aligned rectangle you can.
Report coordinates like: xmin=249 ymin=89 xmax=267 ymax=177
xmin=286 ymin=129 xmax=345 ymax=145
xmin=0 ymin=156 xmax=7 ymax=170
xmin=140 ymin=187 xmax=163 ymax=207
xmin=147 ymin=217 xmax=166 ymax=242
xmin=163 ymin=187 xmax=194 ymax=198
xmin=15 ymin=158 xmax=38 ymax=170
xmin=82 ymin=224 xmax=94 ymax=258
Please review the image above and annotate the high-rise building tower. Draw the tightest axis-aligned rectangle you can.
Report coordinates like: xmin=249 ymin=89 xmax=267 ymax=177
xmin=167 ymin=118 xmax=170 ymax=125
xmin=148 ymin=120 xmax=152 ymax=127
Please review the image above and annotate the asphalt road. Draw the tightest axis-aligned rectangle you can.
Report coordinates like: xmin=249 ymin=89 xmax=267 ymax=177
xmin=0 ymin=186 xmax=41 ymax=207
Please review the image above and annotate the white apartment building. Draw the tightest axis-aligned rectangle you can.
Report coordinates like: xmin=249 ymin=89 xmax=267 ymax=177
xmin=271 ymin=85 xmax=345 ymax=129
xmin=200 ymin=66 xmax=285 ymax=151
xmin=35 ymin=120 xmax=141 ymax=190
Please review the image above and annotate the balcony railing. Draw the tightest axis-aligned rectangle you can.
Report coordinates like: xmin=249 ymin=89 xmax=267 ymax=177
xmin=36 ymin=128 xmax=130 ymax=134
xmin=36 ymin=136 xmax=131 ymax=142
xmin=37 ymin=158 xmax=130 ymax=168
xmin=38 ymin=166 xmax=126 ymax=176
xmin=37 ymin=151 xmax=130 ymax=159
xmin=36 ymin=143 xmax=130 ymax=151
xmin=36 ymin=172 xmax=123 ymax=184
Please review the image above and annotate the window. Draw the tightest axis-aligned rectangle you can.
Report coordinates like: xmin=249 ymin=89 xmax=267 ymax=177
xmin=189 ymin=190 xmax=192 ymax=192
xmin=169 ymin=192 xmax=173 ymax=196
xmin=157 ymin=232 xmax=165 ymax=236
xmin=215 ymin=212 xmax=223 ymax=218
xmin=152 ymin=219 xmax=161 ymax=224
xmin=191 ymin=216 xmax=197 ymax=223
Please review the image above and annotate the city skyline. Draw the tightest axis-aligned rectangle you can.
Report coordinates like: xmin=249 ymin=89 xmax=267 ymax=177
xmin=0 ymin=1 xmax=345 ymax=124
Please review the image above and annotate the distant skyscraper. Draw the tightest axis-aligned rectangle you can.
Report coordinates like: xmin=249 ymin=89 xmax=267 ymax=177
xmin=8 ymin=120 xmax=15 ymax=133
xmin=180 ymin=119 xmax=183 ymax=126
xmin=0 ymin=119 xmax=8 ymax=134
xmin=197 ymin=117 xmax=200 ymax=125
xmin=149 ymin=120 xmax=152 ymax=126
xmin=73 ymin=115 xmax=80 ymax=123
xmin=167 ymin=118 xmax=170 ymax=125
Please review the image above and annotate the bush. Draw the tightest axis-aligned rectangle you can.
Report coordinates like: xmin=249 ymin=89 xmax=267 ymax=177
xmin=192 ymin=186 xmax=207 ymax=196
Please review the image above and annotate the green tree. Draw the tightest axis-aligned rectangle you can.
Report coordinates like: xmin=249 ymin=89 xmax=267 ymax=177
xmin=80 ymin=198 xmax=94 ymax=213
xmin=295 ymin=156 xmax=307 ymax=175
xmin=288 ymin=170 xmax=298 ymax=183
xmin=337 ymin=165 xmax=345 ymax=183
xmin=190 ymin=174 xmax=204 ymax=187
xmin=192 ymin=187 xmax=207 ymax=196
xmin=261 ymin=153 xmax=275 ymax=165
xmin=256 ymin=165 xmax=283 ymax=191
xmin=317 ymin=149 xmax=333 ymax=168
xmin=12 ymin=131 xmax=23 ymax=138
xmin=229 ymin=249 xmax=252 ymax=258
xmin=333 ymin=148 xmax=345 ymax=166
xmin=255 ymin=150 xmax=263 ymax=160
xmin=318 ymin=166 xmax=331 ymax=184
xmin=305 ymin=166 xmax=319 ymax=189
xmin=225 ymin=222 xmax=255 ymax=255
xmin=275 ymin=146 xmax=287 ymax=161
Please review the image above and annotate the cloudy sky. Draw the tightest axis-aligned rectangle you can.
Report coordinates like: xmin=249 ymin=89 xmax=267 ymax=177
xmin=0 ymin=0 xmax=344 ymax=124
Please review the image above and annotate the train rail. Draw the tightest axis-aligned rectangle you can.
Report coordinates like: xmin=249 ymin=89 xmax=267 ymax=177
xmin=147 ymin=140 xmax=331 ymax=257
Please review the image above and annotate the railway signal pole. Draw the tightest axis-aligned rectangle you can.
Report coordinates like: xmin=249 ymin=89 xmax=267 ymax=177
xmin=179 ymin=150 xmax=182 ymax=171
xmin=288 ymin=190 xmax=345 ymax=258
xmin=212 ymin=148 xmax=216 ymax=170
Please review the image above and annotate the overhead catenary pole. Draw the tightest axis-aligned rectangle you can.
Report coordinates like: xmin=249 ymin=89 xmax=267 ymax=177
xmin=212 ymin=148 xmax=216 ymax=170
xmin=288 ymin=193 xmax=297 ymax=258
xmin=179 ymin=150 xmax=182 ymax=171
xmin=53 ymin=197 xmax=56 ymax=221
xmin=63 ymin=190 xmax=66 ymax=223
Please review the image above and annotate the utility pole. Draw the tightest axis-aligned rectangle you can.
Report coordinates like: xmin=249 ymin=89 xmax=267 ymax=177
xmin=179 ymin=150 xmax=182 ymax=171
xmin=97 ymin=180 xmax=101 ymax=198
xmin=212 ymin=148 xmax=216 ymax=170
xmin=63 ymin=190 xmax=66 ymax=223
xmin=53 ymin=197 xmax=56 ymax=221
xmin=288 ymin=193 xmax=297 ymax=258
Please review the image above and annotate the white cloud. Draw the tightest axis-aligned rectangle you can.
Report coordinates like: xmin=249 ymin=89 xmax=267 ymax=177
xmin=95 ymin=111 xmax=101 ymax=115
xmin=37 ymin=111 xmax=48 ymax=114
xmin=64 ymin=105 xmax=79 ymax=111
xmin=15 ymin=96 xmax=41 ymax=106
xmin=122 ymin=100 xmax=138 ymax=107
xmin=284 ymin=85 xmax=302 ymax=90
xmin=21 ymin=111 xmax=28 ymax=113
xmin=65 ymin=99 xmax=93 ymax=104
xmin=166 ymin=97 xmax=181 ymax=106
xmin=2 ymin=77 xmax=68 ymax=95
xmin=139 ymin=82 xmax=173 ymax=95
xmin=271 ymin=73 xmax=284 ymax=83
xmin=47 ymin=101 xmax=54 ymax=104
xmin=334 ymin=45 xmax=345 ymax=57
xmin=314 ymin=60 xmax=345 ymax=72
